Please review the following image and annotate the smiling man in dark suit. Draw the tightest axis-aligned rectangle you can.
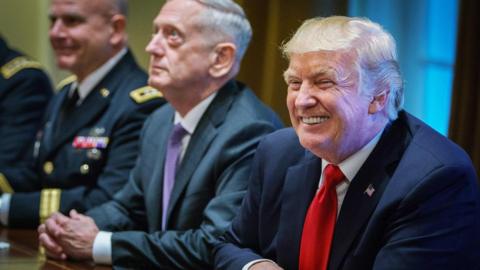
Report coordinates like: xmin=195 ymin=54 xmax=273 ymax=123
xmin=0 ymin=0 xmax=164 ymax=228
xmin=213 ymin=16 xmax=480 ymax=270
xmin=38 ymin=0 xmax=282 ymax=269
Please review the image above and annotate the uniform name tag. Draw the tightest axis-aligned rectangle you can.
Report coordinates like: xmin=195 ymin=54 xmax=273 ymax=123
xmin=72 ymin=136 xmax=109 ymax=149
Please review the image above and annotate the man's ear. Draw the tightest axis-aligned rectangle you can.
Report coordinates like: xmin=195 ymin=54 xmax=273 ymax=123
xmin=208 ymin=43 xmax=236 ymax=78
xmin=368 ymin=90 xmax=389 ymax=114
xmin=109 ymin=14 xmax=127 ymax=47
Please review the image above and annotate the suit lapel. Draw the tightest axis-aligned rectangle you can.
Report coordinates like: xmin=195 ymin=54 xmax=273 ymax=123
xmin=166 ymin=120 xmax=217 ymax=223
xmin=148 ymin=109 xmax=174 ymax=230
xmin=165 ymin=81 xmax=238 ymax=227
xmin=38 ymin=92 xmax=67 ymax=161
xmin=50 ymin=88 xmax=109 ymax=152
xmin=328 ymin=120 xmax=410 ymax=270
xmin=276 ymin=152 xmax=322 ymax=270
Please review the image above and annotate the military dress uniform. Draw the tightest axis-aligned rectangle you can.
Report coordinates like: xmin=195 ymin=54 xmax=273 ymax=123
xmin=0 ymin=37 xmax=53 ymax=170
xmin=0 ymin=50 xmax=165 ymax=228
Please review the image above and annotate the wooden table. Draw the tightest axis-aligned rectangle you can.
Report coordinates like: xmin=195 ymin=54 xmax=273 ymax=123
xmin=0 ymin=227 xmax=111 ymax=270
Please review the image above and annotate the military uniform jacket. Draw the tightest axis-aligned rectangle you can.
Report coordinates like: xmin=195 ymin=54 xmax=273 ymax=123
xmin=0 ymin=38 xmax=53 ymax=170
xmin=2 ymin=50 xmax=165 ymax=227
xmin=87 ymin=80 xmax=283 ymax=269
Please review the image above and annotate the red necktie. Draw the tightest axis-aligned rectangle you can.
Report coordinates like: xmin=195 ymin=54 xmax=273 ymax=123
xmin=299 ymin=164 xmax=345 ymax=270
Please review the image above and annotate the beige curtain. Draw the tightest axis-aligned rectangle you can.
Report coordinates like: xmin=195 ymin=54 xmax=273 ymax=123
xmin=448 ymin=0 xmax=480 ymax=180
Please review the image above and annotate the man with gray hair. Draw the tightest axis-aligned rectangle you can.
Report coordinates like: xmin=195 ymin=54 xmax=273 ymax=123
xmin=38 ymin=0 xmax=282 ymax=268
xmin=213 ymin=16 xmax=480 ymax=270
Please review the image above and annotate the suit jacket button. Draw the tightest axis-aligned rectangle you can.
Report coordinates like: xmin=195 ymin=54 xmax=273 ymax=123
xmin=43 ymin=161 xmax=54 ymax=175
xmin=80 ymin=164 xmax=90 ymax=175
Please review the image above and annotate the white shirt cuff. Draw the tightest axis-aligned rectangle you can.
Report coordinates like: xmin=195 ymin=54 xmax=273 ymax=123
xmin=0 ymin=193 xmax=12 ymax=226
xmin=92 ymin=231 xmax=113 ymax=265
xmin=243 ymin=259 xmax=278 ymax=270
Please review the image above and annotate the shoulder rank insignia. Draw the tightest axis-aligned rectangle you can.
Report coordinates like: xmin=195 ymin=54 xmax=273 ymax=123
xmin=130 ymin=86 xmax=163 ymax=104
xmin=1 ymin=56 xmax=43 ymax=79
xmin=56 ymin=75 xmax=77 ymax=90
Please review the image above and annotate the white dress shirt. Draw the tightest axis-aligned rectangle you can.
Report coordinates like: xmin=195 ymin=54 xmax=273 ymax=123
xmin=243 ymin=129 xmax=384 ymax=270
xmin=0 ymin=48 xmax=127 ymax=227
xmin=93 ymin=92 xmax=217 ymax=265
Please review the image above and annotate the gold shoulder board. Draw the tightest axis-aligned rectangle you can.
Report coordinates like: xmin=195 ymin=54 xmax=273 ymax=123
xmin=130 ymin=86 xmax=163 ymax=104
xmin=1 ymin=56 xmax=43 ymax=79
xmin=56 ymin=75 xmax=77 ymax=90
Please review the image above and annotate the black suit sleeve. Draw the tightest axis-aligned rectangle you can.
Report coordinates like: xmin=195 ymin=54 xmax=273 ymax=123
xmin=213 ymin=137 xmax=269 ymax=270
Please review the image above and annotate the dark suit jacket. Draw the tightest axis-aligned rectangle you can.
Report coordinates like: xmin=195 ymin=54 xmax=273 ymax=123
xmin=214 ymin=111 xmax=480 ymax=270
xmin=2 ymin=50 xmax=165 ymax=228
xmin=0 ymin=38 xmax=53 ymax=169
xmin=87 ymin=80 xmax=283 ymax=269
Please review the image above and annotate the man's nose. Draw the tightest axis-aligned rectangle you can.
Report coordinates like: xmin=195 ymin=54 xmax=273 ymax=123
xmin=49 ymin=19 xmax=66 ymax=38
xmin=295 ymin=86 xmax=317 ymax=108
xmin=146 ymin=33 xmax=166 ymax=56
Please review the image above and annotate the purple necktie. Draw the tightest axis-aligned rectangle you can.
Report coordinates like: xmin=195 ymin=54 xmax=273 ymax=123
xmin=162 ymin=123 xmax=188 ymax=230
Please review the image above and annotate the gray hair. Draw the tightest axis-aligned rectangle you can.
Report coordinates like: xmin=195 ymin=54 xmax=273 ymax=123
xmin=282 ymin=16 xmax=404 ymax=120
xmin=113 ymin=0 xmax=128 ymax=17
xmin=100 ymin=0 xmax=128 ymax=17
xmin=191 ymin=0 xmax=252 ymax=63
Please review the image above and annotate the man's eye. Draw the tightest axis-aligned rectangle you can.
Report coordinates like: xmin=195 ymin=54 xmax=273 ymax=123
xmin=315 ymin=80 xmax=334 ymax=88
xmin=62 ymin=16 xmax=83 ymax=27
xmin=288 ymin=81 xmax=302 ymax=90
xmin=170 ymin=29 xmax=179 ymax=38
xmin=165 ymin=28 xmax=183 ymax=46
xmin=49 ymin=17 xmax=57 ymax=27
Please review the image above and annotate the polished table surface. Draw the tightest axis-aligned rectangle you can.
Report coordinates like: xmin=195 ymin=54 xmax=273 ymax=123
xmin=0 ymin=227 xmax=111 ymax=270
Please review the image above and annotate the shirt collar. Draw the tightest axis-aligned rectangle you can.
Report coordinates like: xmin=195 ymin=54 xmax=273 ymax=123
xmin=173 ymin=91 xmax=218 ymax=134
xmin=70 ymin=48 xmax=127 ymax=100
xmin=322 ymin=129 xmax=384 ymax=183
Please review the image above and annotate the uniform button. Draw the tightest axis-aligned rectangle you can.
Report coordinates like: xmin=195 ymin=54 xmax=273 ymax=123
xmin=87 ymin=148 xmax=102 ymax=160
xmin=100 ymin=88 xmax=110 ymax=97
xmin=80 ymin=164 xmax=90 ymax=174
xmin=43 ymin=161 xmax=54 ymax=175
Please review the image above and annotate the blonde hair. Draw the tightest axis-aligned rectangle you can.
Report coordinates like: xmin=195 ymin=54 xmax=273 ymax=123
xmin=282 ymin=16 xmax=404 ymax=120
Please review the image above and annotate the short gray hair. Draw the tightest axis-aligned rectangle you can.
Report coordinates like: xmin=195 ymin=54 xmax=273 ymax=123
xmin=101 ymin=0 xmax=128 ymax=17
xmin=192 ymin=0 xmax=252 ymax=62
xmin=282 ymin=16 xmax=404 ymax=120
xmin=114 ymin=0 xmax=128 ymax=17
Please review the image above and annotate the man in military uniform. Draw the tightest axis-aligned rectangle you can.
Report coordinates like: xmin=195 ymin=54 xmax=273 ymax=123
xmin=0 ymin=0 xmax=165 ymax=228
xmin=0 ymin=37 xmax=53 ymax=172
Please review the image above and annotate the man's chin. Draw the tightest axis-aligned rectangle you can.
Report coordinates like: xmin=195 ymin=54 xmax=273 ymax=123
xmin=55 ymin=57 xmax=76 ymax=70
xmin=148 ymin=77 xmax=171 ymax=90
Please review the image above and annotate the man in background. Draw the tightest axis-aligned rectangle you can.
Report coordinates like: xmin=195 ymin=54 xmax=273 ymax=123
xmin=0 ymin=0 xmax=164 ymax=228
xmin=0 ymin=36 xmax=53 ymax=173
xmin=214 ymin=16 xmax=480 ymax=270
xmin=38 ymin=0 xmax=282 ymax=268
